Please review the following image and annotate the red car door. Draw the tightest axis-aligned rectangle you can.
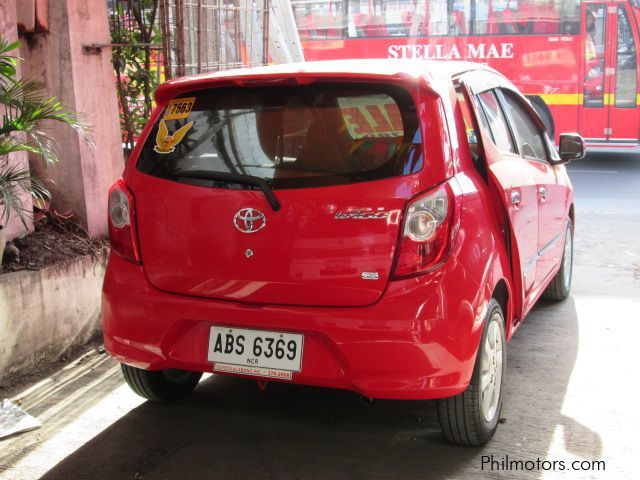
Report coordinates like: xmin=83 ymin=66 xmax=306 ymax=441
xmin=459 ymin=77 xmax=540 ymax=322
xmin=498 ymin=89 xmax=570 ymax=302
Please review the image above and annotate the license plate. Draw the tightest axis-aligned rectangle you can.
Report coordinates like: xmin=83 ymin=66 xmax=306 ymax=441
xmin=208 ymin=326 xmax=303 ymax=380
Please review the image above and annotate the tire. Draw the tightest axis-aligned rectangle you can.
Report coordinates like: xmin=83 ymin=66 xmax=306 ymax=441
xmin=437 ymin=299 xmax=506 ymax=446
xmin=121 ymin=364 xmax=203 ymax=402
xmin=542 ymin=218 xmax=573 ymax=301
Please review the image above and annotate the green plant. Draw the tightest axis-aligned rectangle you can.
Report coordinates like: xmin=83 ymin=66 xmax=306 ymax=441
xmin=0 ymin=36 xmax=87 ymax=228
xmin=110 ymin=0 xmax=161 ymax=154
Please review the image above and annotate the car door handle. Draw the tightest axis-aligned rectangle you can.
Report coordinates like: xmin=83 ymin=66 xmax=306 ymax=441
xmin=510 ymin=190 xmax=521 ymax=206
xmin=538 ymin=187 xmax=547 ymax=201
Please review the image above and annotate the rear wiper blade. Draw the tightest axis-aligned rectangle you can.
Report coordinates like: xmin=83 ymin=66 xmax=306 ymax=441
xmin=174 ymin=170 xmax=281 ymax=211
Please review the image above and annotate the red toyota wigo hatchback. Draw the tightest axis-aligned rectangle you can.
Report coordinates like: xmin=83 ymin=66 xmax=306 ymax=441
xmin=102 ymin=60 xmax=584 ymax=446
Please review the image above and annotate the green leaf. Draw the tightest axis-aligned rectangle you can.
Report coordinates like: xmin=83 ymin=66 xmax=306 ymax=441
xmin=0 ymin=167 xmax=52 ymax=227
xmin=0 ymin=64 xmax=16 ymax=77
xmin=1 ymin=40 xmax=21 ymax=54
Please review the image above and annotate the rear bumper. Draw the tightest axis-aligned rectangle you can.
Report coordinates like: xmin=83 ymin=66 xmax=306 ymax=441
xmin=102 ymin=252 xmax=487 ymax=400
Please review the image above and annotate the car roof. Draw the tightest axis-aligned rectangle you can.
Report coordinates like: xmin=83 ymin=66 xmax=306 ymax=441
xmin=155 ymin=59 xmax=506 ymax=102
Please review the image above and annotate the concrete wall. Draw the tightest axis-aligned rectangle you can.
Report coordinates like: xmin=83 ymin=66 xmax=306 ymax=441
xmin=1 ymin=0 xmax=35 ymax=240
xmin=0 ymin=2 xmax=120 ymax=382
xmin=0 ymin=254 xmax=106 ymax=383
xmin=22 ymin=0 xmax=124 ymax=239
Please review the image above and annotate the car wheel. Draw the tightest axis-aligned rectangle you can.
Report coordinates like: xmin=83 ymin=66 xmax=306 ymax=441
xmin=437 ymin=299 xmax=506 ymax=446
xmin=121 ymin=364 xmax=203 ymax=402
xmin=542 ymin=218 xmax=573 ymax=301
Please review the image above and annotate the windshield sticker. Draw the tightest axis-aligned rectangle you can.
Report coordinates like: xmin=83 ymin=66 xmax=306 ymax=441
xmin=154 ymin=119 xmax=193 ymax=154
xmin=338 ymin=95 xmax=403 ymax=139
xmin=164 ymin=97 xmax=196 ymax=120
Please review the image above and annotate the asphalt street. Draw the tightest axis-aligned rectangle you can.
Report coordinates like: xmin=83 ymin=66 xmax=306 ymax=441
xmin=1 ymin=152 xmax=639 ymax=480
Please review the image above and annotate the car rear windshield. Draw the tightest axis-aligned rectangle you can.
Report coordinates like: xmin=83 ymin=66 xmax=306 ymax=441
xmin=136 ymin=83 xmax=423 ymax=189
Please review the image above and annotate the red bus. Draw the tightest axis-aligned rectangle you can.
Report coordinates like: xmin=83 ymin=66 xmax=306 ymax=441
xmin=292 ymin=0 xmax=640 ymax=149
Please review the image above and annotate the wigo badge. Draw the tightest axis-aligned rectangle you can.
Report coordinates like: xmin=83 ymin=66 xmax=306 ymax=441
xmin=154 ymin=119 xmax=193 ymax=154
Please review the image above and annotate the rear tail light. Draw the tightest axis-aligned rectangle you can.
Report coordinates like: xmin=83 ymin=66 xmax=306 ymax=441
xmin=392 ymin=179 xmax=462 ymax=278
xmin=108 ymin=179 xmax=141 ymax=264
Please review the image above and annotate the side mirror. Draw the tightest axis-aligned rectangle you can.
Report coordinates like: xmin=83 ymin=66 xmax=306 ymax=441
xmin=558 ymin=133 xmax=586 ymax=163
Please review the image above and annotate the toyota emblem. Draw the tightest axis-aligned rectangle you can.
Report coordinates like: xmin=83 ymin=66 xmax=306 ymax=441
xmin=233 ymin=208 xmax=266 ymax=233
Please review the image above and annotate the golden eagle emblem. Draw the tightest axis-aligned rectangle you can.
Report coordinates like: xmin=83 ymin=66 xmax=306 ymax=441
xmin=154 ymin=119 xmax=193 ymax=154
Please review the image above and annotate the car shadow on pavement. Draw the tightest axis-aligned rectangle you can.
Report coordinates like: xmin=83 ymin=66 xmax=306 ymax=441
xmin=35 ymin=297 xmax=597 ymax=480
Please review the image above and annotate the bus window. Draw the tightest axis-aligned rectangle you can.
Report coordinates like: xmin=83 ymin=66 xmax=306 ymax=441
xmin=474 ymin=0 xmax=491 ymax=34
xmin=373 ymin=0 xmax=419 ymax=37
xmin=419 ymin=0 xmax=472 ymax=37
xmin=451 ymin=0 xmax=471 ymax=35
xmin=292 ymin=0 xmax=345 ymax=40
xmin=584 ymin=5 xmax=607 ymax=108
xmin=347 ymin=0 xmax=387 ymax=37
xmin=615 ymin=6 xmax=638 ymax=108
xmin=486 ymin=0 xmax=579 ymax=36
xmin=345 ymin=0 xmax=474 ymax=38
xmin=486 ymin=0 xmax=521 ymax=34
xmin=560 ymin=0 xmax=581 ymax=34
xmin=339 ymin=0 xmax=581 ymax=38
xmin=425 ymin=1 xmax=449 ymax=36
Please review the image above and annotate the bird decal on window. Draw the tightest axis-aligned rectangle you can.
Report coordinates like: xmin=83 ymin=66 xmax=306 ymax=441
xmin=154 ymin=119 xmax=194 ymax=154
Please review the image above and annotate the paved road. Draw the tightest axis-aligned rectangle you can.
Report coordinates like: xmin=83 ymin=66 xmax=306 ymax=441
xmin=1 ymin=153 xmax=639 ymax=480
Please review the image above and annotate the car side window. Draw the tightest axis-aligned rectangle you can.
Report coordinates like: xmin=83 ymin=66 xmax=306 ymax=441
xmin=455 ymin=87 xmax=487 ymax=180
xmin=456 ymin=90 xmax=479 ymax=147
xmin=501 ymin=90 xmax=548 ymax=161
xmin=471 ymin=95 xmax=493 ymax=143
xmin=476 ymin=90 xmax=517 ymax=154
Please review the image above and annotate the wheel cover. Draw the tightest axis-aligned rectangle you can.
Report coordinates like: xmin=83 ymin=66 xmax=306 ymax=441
xmin=562 ymin=226 xmax=573 ymax=290
xmin=480 ymin=314 xmax=503 ymax=423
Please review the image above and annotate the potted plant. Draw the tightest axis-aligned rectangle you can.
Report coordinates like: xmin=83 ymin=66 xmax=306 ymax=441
xmin=0 ymin=36 xmax=87 ymax=263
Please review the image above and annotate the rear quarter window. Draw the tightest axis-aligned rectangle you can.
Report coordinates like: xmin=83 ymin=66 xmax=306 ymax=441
xmin=136 ymin=83 xmax=423 ymax=189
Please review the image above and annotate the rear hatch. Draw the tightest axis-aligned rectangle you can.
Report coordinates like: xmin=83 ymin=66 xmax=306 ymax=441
xmin=130 ymin=81 xmax=425 ymax=307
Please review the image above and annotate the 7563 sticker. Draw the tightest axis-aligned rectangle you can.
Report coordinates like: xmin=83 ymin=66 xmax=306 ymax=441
xmin=164 ymin=97 xmax=196 ymax=120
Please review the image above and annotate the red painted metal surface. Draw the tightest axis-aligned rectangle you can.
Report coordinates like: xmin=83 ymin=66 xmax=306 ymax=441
xmin=103 ymin=60 xmax=574 ymax=399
